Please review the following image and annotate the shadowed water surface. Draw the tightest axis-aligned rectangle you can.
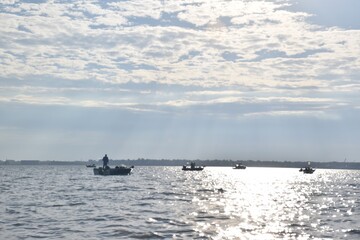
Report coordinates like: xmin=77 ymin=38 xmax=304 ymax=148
xmin=1 ymin=166 xmax=360 ymax=239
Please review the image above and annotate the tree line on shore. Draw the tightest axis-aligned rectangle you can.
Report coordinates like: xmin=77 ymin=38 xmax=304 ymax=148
xmin=1 ymin=159 xmax=360 ymax=169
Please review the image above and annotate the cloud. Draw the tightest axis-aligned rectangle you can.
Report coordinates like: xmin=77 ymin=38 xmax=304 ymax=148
xmin=2 ymin=1 xmax=360 ymax=162
xmin=0 ymin=0 xmax=359 ymax=120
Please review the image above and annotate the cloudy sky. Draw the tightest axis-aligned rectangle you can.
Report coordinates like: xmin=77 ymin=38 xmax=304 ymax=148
xmin=1 ymin=0 xmax=359 ymax=162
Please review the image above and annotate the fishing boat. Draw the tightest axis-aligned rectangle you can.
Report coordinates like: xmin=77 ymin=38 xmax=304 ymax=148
xmin=182 ymin=162 xmax=204 ymax=171
xmin=86 ymin=164 xmax=96 ymax=168
xmin=94 ymin=165 xmax=134 ymax=175
xmin=299 ymin=162 xmax=315 ymax=174
xmin=299 ymin=167 xmax=315 ymax=174
xmin=233 ymin=163 xmax=246 ymax=169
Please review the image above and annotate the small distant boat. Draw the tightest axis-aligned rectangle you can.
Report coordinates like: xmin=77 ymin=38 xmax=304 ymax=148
xmin=86 ymin=164 xmax=96 ymax=168
xmin=299 ymin=162 xmax=315 ymax=174
xmin=94 ymin=165 xmax=134 ymax=175
xmin=299 ymin=167 xmax=315 ymax=174
xmin=300 ymin=162 xmax=315 ymax=174
xmin=182 ymin=162 xmax=204 ymax=171
xmin=233 ymin=163 xmax=246 ymax=169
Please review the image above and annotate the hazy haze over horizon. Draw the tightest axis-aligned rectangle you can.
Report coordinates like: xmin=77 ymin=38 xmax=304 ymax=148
xmin=1 ymin=0 xmax=359 ymax=162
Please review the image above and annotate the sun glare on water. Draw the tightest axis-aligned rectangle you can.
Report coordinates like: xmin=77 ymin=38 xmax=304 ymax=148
xmin=183 ymin=167 xmax=326 ymax=239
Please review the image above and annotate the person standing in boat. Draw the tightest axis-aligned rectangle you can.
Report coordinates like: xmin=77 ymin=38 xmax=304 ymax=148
xmin=102 ymin=154 xmax=109 ymax=169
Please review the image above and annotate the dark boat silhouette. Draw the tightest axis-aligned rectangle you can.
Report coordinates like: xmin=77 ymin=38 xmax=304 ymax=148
xmin=299 ymin=167 xmax=315 ymax=174
xmin=299 ymin=162 xmax=315 ymax=174
xmin=182 ymin=162 xmax=204 ymax=171
xmin=86 ymin=164 xmax=96 ymax=168
xmin=94 ymin=165 xmax=134 ymax=175
xmin=233 ymin=163 xmax=246 ymax=169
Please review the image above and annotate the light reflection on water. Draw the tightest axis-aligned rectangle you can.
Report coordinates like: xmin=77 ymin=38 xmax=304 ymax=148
xmin=1 ymin=166 xmax=360 ymax=239
xmin=186 ymin=167 xmax=360 ymax=239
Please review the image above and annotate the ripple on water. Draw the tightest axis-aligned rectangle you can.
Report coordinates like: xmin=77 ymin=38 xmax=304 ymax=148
xmin=1 ymin=166 xmax=360 ymax=239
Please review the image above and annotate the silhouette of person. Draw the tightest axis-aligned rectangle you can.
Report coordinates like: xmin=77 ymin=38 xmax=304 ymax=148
xmin=102 ymin=154 xmax=109 ymax=168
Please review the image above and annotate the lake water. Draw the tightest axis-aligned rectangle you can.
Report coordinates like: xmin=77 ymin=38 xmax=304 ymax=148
xmin=1 ymin=166 xmax=360 ymax=239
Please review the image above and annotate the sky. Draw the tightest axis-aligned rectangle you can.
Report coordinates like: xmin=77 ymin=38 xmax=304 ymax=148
xmin=0 ymin=0 xmax=359 ymax=162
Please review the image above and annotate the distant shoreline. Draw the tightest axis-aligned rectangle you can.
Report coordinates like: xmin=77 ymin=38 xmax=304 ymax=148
xmin=1 ymin=159 xmax=359 ymax=170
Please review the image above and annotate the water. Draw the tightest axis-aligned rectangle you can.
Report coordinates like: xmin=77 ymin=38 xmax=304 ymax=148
xmin=1 ymin=166 xmax=360 ymax=239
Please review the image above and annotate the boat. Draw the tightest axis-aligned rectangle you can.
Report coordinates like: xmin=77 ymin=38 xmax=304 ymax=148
xmin=94 ymin=165 xmax=134 ymax=175
xmin=299 ymin=167 xmax=315 ymax=174
xmin=86 ymin=164 xmax=96 ymax=168
xmin=182 ymin=162 xmax=204 ymax=171
xmin=233 ymin=163 xmax=246 ymax=169
xmin=299 ymin=161 xmax=315 ymax=174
